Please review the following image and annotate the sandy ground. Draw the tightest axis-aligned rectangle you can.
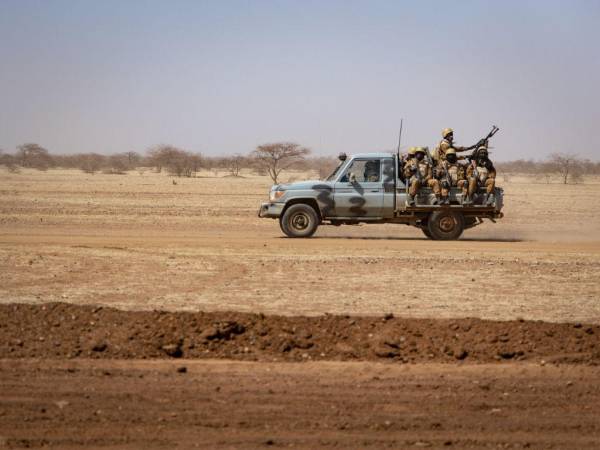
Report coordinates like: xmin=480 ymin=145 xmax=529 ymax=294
xmin=2 ymin=359 xmax=600 ymax=449
xmin=1 ymin=168 xmax=599 ymax=322
xmin=1 ymin=168 xmax=600 ymax=449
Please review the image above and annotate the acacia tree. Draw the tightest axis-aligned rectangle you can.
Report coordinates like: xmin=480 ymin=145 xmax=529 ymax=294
xmin=549 ymin=153 xmax=584 ymax=184
xmin=251 ymin=142 xmax=310 ymax=184
xmin=147 ymin=145 xmax=202 ymax=177
xmin=78 ymin=153 xmax=106 ymax=174
xmin=0 ymin=149 xmax=19 ymax=172
xmin=225 ymin=154 xmax=244 ymax=177
xmin=16 ymin=143 xmax=54 ymax=170
xmin=536 ymin=161 xmax=557 ymax=184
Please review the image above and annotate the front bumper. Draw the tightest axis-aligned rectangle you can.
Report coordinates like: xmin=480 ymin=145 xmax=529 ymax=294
xmin=258 ymin=202 xmax=285 ymax=219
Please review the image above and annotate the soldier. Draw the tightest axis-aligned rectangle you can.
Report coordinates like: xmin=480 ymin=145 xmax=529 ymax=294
xmin=364 ymin=160 xmax=380 ymax=182
xmin=404 ymin=147 xmax=441 ymax=206
xmin=432 ymin=128 xmax=472 ymax=163
xmin=436 ymin=149 xmax=470 ymax=205
xmin=467 ymin=146 xmax=497 ymax=206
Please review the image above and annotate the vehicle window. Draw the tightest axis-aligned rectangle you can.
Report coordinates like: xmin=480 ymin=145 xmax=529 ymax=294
xmin=340 ymin=159 xmax=381 ymax=183
xmin=326 ymin=161 xmax=345 ymax=181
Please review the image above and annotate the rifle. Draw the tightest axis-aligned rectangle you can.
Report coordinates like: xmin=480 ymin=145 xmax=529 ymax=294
xmin=468 ymin=125 xmax=499 ymax=161
xmin=408 ymin=156 xmax=423 ymax=185
xmin=441 ymin=161 xmax=452 ymax=190
xmin=423 ymin=146 xmax=434 ymax=167
xmin=471 ymin=160 xmax=480 ymax=182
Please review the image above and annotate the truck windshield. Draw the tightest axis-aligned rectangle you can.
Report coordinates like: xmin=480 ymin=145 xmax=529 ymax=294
xmin=325 ymin=161 xmax=345 ymax=181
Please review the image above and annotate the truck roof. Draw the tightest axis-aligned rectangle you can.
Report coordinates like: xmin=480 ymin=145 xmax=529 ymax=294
xmin=351 ymin=152 xmax=396 ymax=159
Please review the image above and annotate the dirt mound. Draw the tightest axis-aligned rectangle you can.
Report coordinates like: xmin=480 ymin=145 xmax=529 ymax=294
xmin=1 ymin=303 xmax=598 ymax=364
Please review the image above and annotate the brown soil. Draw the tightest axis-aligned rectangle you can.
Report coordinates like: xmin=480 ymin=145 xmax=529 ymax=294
xmin=2 ymin=359 xmax=600 ymax=449
xmin=2 ymin=303 xmax=599 ymax=364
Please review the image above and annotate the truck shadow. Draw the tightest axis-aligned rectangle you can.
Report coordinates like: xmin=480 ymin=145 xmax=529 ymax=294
xmin=310 ymin=236 xmax=525 ymax=242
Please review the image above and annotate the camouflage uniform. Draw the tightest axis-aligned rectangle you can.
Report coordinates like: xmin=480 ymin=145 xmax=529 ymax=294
xmin=436 ymin=149 xmax=469 ymax=205
xmin=467 ymin=146 xmax=497 ymax=205
xmin=403 ymin=148 xmax=441 ymax=206
xmin=432 ymin=128 xmax=468 ymax=163
xmin=403 ymin=147 xmax=416 ymax=161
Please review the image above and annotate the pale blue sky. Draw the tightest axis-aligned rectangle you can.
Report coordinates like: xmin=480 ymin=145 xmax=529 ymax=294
xmin=1 ymin=0 xmax=599 ymax=160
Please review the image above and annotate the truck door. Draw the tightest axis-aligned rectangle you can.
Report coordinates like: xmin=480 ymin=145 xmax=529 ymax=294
xmin=333 ymin=158 xmax=384 ymax=217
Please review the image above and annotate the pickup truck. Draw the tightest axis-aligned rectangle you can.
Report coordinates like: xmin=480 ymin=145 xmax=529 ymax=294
xmin=258 ymin=152 xmax=504 ymax=240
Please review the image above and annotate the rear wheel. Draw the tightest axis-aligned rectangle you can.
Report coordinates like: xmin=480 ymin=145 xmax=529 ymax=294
xmin=280 ymin=204 xmax=319 ymax=238
xmin=427 ymin=210 xmax=465 ymax=240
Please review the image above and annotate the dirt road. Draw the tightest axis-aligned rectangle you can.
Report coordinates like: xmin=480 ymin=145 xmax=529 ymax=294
xmin=1 ymin=225 xmax=599 ymax=322
xmin=2 ymin=359 xmax=600 ymax=449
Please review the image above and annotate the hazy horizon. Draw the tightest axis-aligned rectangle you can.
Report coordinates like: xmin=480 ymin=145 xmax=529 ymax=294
xmin=1 ymin=0 xmax=599 ymax=161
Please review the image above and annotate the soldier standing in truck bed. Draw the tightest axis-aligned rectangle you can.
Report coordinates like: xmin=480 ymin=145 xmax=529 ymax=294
xmin=404 ymin=147 xmax=441 ymax=206
xmin=432 ymin=128 xmax=472 ymax=163
xmin=467 ymin=146 xmax=497 ymax=206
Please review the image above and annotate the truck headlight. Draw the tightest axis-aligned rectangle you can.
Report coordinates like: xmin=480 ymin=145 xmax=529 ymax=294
xmin=270 ymin=190 xmax=285 ymax=202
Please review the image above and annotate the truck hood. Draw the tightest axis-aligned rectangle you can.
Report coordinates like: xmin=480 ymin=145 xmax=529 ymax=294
xmin=274 ymin=180 xmax=334 ymax=191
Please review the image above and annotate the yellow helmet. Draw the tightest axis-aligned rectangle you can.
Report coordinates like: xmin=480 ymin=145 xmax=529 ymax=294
xmin=408 ymin=146 xmax=417 ymax=155
xmin=445 ymin=148 xmax=457 ymax=156
xmin=442 ymin=128 xmax=454 ymax=138
xmin=415 ymin=147 xmax=426 ymax=154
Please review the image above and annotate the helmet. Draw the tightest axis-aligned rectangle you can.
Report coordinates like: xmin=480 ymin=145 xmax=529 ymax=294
xmin=442 ymin=128 xmax=453 ymax=138
xmin=445 ymin=148 xmax=457 ymax=156
xmin=408 ymin=146 xmax=417 ymax=155
xmin=477 ymin=145 xmax=488 ymax=154
xmin=415 ymin=147 xmax=426 ymax=154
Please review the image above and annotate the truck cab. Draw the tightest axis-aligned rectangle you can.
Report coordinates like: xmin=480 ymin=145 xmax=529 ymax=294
xmin=258 ymin=152 xmax=504 ymax=240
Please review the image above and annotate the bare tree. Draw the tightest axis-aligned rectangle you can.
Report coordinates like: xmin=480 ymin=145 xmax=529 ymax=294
xmin=0 ymin=149 xmax=19 ymax=173
xmin=78 ymin=153 xmax=106 ymax=174
xmin=147 ymin=145 xmax=202 ymax=177
xmin=16 ymin=143 xmax=54 ymax=170
xmin=549 ymin=153 xmax=583 ymax=184
xmin=125 ymin=151 xmax=141 ymax=168
xmin=535 ymin=161 xmax=557 ymax=184
xmin=251 ymin=142 xmax=310 ymax=184
xmin=103 ymin=153 xmax=130 ymax=174
xmin=225 ymin=154 xmax=244 ymax=177
xmin=187 ymin=153 xmax=203 ymax=176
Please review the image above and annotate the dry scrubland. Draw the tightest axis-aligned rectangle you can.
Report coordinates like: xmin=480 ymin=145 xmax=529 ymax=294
xmin=1 ymin=168 xmax=599 ymax=323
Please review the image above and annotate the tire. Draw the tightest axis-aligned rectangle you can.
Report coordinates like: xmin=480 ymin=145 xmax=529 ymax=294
xmin=279 ymin=204 xmax=320 ymax=238
xmin=427 ymin=210 xmax=465 ymax=240
xmin=421 ymin=227 xmax=433 ymax=239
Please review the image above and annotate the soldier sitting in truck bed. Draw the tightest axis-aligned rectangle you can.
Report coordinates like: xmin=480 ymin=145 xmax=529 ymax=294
xmin=436 ymin=149 xmax=470 ymax=205
xmin=404 ymin=147 xmax=441 ymax=206
xmin=467 ymin=145 xmax=497 ymax=206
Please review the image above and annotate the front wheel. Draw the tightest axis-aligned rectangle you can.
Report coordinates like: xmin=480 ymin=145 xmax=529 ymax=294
xmin=280 ymin=204 xmax=320 ymax=238
xmin=427 ymin=210 xmax=465 ymax=240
